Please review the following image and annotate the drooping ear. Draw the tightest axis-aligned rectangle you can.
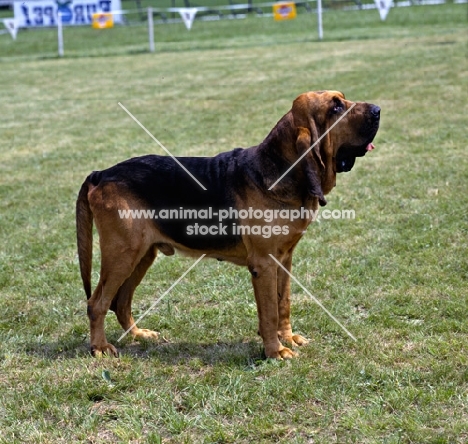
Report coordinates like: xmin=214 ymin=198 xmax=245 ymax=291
xmin=296 ymin=127 xmax=327 ymax=206
xmin=292 ymin=94 xmax=326 ymax=165
xmin=308 ymin=116 xmax=326 ymax=171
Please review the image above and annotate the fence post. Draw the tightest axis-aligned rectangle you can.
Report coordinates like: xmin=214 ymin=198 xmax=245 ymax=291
xmin=148 ymin=7 xmax=155 ymax=52
xmin=317 ymin=0 xmax=323 ymax=41
xmin=57 ymin=12 xmax=64 ymax=56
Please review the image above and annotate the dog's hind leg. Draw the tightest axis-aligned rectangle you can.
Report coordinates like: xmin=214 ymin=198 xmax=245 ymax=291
xmin=110 ymin=244 xmax=160 ymax=341
xmin=87 ymin=244 xmax=148 ymax=357
xmin=88 ymin=269 xmax=133 ymax=357
xmin=87 ymin=221 xmax=154 ymax=356
xmin=86 ymin=182 xmax=159 ymax=356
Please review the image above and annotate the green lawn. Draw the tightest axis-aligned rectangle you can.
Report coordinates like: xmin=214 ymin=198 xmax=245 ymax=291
xmin=1 ymin=3 xmax=467 ymax=443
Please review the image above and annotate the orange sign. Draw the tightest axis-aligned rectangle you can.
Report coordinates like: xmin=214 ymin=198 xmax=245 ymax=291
xmin=92 ymin=13 xmax=114 ymax=29
xmin=273 ymin=2 xmax=297 ymax=21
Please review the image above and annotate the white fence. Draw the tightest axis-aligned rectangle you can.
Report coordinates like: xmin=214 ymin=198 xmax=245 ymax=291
xmin=1 ymin=0 xmax=465 ymax=56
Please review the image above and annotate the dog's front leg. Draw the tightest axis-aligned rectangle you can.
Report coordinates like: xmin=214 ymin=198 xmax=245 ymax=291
xmin=277 ymin=253 xmax=309 ymax=348
xmin=248 ymin=255 xmax=296 ymax=359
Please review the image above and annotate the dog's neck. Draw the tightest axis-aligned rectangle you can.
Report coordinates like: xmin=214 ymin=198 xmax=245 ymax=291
xmin=243 ymin=113 xmax=314 ymax=209
xmin=252 ymin=112 xmax=331 ymax=210
xmin=258 ymin=112 xmax=296 ymax=159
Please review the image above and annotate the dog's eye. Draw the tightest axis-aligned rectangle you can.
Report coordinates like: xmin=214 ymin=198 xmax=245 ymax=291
xmin=332 ymin=102 xmax=344 ymax=114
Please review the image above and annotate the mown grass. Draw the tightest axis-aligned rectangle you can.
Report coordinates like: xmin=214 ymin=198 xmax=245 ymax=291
xmin=1 ymin=3 xmax=467 ymax=443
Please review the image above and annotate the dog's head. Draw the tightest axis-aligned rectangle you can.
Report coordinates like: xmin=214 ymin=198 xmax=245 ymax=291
xmin=291 ymin=90 xmax=380 ymax=203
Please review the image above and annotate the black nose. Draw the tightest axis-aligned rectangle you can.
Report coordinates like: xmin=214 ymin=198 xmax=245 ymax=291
xmin=370 ymin=105 xmax=380 ymax=120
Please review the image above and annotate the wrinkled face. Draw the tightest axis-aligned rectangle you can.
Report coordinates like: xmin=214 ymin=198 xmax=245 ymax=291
xmin=290 ymin=90 xmax=381 ymax=201
xmin=311 ymin=91 xmax=381 ymax=173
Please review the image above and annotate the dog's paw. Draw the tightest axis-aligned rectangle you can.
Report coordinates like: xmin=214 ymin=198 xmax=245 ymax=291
xmin=91 ymin=343 xmax=119 ymax=358
xmin=132 ymin=328 xmax=159 ymax=340
xmin=276 ymin=346 xmax=298 ymax=360
xmin=265 ymin=345 xmax=298 ymax=360
xmin=291 ymin=334 xmax=309 ymax=347
xmin=278 ymin=331 xmax=309 ymax=347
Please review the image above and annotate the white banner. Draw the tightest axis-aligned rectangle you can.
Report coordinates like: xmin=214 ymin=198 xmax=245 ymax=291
xmin=374 ymin=0 xmax=393 ymax=20
xmin=3 ymin=18 xmax=18 ymax=39
xmin=177 ymin=7 xmax=198 ymax=30
xmin=14 ymin=0 xmax=122 ymax=27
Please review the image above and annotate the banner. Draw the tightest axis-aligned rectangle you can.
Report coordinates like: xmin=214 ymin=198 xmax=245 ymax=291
xmin=14 ymin=0 xmax=122 ymax=27
xmin=374 ymin=0 xmax=393 ymax=20
xmin=273 ymin=2 xmax=297 ymax=21
xmin=3 ymin=18 xmax=18 ymax=39
xmin=92 ymin=12 xmax=113 ymax=28
xmin=177 ymin=7 xmax=198 ymax=30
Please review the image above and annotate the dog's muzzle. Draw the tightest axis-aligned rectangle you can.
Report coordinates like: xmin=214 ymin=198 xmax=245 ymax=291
xmin=336 ymin=104 xmax=380 ymax=173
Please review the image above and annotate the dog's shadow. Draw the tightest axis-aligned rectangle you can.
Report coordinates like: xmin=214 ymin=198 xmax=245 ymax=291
xmin=26 ymin=336 xmax=266 ymax=367
xmin=124 ymin=338 xmax=266 ymax=366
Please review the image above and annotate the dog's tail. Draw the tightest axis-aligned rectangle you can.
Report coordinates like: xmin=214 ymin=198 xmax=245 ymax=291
xmin=76 ymin=175 xmax=97 ymax=300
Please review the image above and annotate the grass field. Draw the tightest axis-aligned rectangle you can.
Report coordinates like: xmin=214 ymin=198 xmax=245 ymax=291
xmin=1 ymin=3 xmax=467 ymax=443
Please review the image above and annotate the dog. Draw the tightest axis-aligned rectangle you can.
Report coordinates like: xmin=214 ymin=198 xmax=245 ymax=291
xmin=76 ymin=90 xmax=380 ymax=359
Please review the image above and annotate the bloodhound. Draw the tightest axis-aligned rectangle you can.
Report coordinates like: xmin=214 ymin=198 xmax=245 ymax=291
xmin=76 ymin=90 xmax=380 ymax=359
